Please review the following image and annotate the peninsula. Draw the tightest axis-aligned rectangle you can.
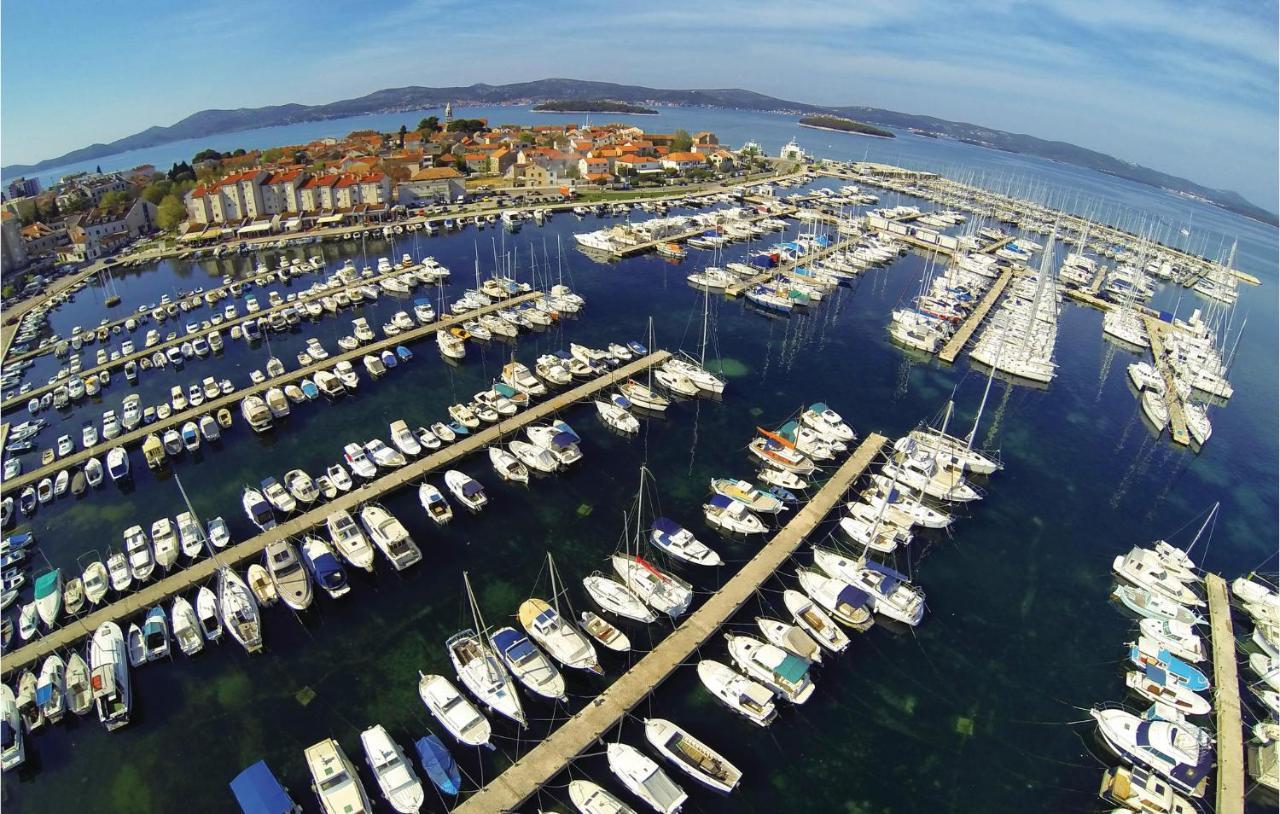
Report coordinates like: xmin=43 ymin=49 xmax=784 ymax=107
xmin=798 ymin=114 xmax=895 ymax=139
xmin=532 ymin=99 xmax=658 ymax=114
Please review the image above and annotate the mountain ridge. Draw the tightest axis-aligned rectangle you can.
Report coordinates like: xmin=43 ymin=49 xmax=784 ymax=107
xmin=4 ymin=78 xmax=1273 ymax=225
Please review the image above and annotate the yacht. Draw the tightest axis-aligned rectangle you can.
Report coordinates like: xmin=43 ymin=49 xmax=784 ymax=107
xmin=643 ymin=718 xmax=741 ymax=793
xmin=416 ymin=673 xmax=492 ymax=749
xmin=360 ymin=725 xmax=425 ymax=814
xmin=649 ymin=518 xmax=723 ymax=567
xmin=446 ymin=628 xmax=525 ymax=727
xmin=1091 ymin=708 xmax=1211 ymax=798
xmin=359 ymin=504 xmax=421 ymax=570
xmin=725 ymin=633 xmax=815 ymax=703
xmin=89 ymin=622 xmax=131 ymax=731
xmin=325 ymin=510 xmax=377 ymax=572
xmin=490 ymin=626 xmax=566 ymax=701
xmin=696 ymin=659 xmax=777 ymax=726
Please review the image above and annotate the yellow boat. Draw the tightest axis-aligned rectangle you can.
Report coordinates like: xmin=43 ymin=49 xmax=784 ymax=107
xmin=449 ymin=327 xmax=471 ymax=340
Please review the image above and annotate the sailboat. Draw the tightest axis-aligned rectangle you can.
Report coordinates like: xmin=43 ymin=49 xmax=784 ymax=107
xmin=620 ymin=317 xmax=671 ymax=411
xmin=446 ymin=573 xmax=525 ymax=727
xmin=518 ymin=553 xmax=602 ymax=674
xmin=663 ymin=274 xmax=726 ymax=394
xmin=219 ymin=568 xmax=263 ymax=654
xmin=907 ymin=379 xmax=1003 ymax=475
xmin=611 ymin=469 xmax=693 ymax=617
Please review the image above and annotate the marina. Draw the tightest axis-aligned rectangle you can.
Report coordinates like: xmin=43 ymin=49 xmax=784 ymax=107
xmin=1 ymin=350 xmax=671 ymax=675
xmin=456 ymin=434 xmax=886 ymax=813
xmin=0 ymin=111 xmax=1273 ymax=814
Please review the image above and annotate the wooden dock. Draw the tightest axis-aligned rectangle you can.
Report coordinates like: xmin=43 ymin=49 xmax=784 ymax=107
xmin=609 ymin=205 xmax=796 ymax=259
xmin=1205 ymin=573 xmax=1244 ymax=814
xmin=0 ymin=292 xmax=542 ymax=496
xmin=978 ymin=234 xmax=1016 ymax=255
xmin=0 ymin=351 xmax=671 ymax=677
xmin=938 ymin=266 xmax=1016 ymax=364
xmin=1140 ymin=316 xmax=1191 ymax=446
xmin=724 ymin=236 xmax=856 ymax=297
xmin=454 ymin=433 xmax=887 ymax=813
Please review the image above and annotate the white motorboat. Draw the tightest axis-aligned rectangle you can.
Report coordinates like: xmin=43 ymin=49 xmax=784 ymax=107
xmin=305 ymin=737 xmax=373 ymax=814
xmin=359 ymin=504 xmax=421 ymax=570
xmin=360 ymin=725 xmax=425 ymax=814
xmin=649 ymin=517 xmax=722 ymax=567
xmin=527 ymin=424 xmax=583 ymax=466
xmin=1090 ymin=708 xmax=1211 ymax=798
xmin=326 ymin=510 xmax=377 ymax=572
xmin=1140 ymin=618 xmax=1206 ymax=663
xmin=797 ymin=569 xmax=874 ymax=630
xmin=417 ymin=673 xmax=492 ymax=749
xmin=176 ymin=511 xmax=205 ymax=559
xmin=327 ymin=464 xmax=354 ymax=492
xmin=508 ymin=440 xmax=558 ymax=474
xmin=813 ymin=547 xmax=925 ymax=626
xmin=243 ymin=486 xmax=276 ymax=531
xmin=444 ymin=471 xmax=487 ymax=511
xmin=748 ymin=437 xmax=815 ymax=475
xmin=696 ymin=659 xmax=776 ymax=727
xmin=488 ymin=446 xmax=529 ymax=483
xmin=364 ymin=438 xmax=406 ymax=468
xmin=89 ymin=621 xmax=131 ymax=731
xmin=389 ymin=420 xmax=422 ymax=457
xmin=726 ymin=633 xmax=815 ymax=703
xmin=196 ymin=586 xmax=222 ymax=641
xmin=606 ymin=741 xmax=688 ymax=814
xmin=171 ymin=596 xmax=204 ymax=656
xmin=568 ymin=780 xmax=636 ymax=814
xmin=643 ymin=717 xmax=742 ymax=793
xmin=1112 ymin=548 xmax=1204 ymax=607
xmin=709 ymin=479 xmax=785 ymax=514
xmin=82 ymin=561 xmax=110 ymax=606
xmin=343 ymin=443 xmax=378 ymax=479
xmin=124 ymin=524 xmax=155 ymax=582
xmin=755 ymin=616 xmax=822 ymax=664
xmin=703 ymin=495 xmax=767 ymax=535
xmin=418 ymin=482 xmax=453 ymax=525
xmin=284 ymin=469 xmax=320 ymax=505
xmin=265 ymin=540 xmax=313 ymax=611
xmin=596 ymin=399 xmax=640 ymax=433
xmin=490 ymin=625 xmax=566 ymax=701
xmin=107 ymin=552 xmax=132 ymax=593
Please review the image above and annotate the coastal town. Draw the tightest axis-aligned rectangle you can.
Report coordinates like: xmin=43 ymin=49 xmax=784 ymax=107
xmin=1 ymin=107 xmax=762 ymax=306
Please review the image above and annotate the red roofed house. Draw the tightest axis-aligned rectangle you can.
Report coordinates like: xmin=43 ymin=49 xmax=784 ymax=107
xmin=397 ymin=167 xmax=465 ymax=204
xmin=578 ymin=156 xmax=611 ymax=179
xmin=660 ymin=152 xmax=707 ymax=172
xmin=613 ymin=154 xmax=663 ymax=175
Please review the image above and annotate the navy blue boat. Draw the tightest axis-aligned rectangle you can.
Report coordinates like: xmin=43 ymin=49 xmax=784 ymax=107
xmin=415 ymin=734 xmax=462 ymax=795
xmin=301 ymin=539 xmax=349 ymax=599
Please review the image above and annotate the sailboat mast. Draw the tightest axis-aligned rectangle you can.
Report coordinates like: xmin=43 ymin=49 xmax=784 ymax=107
xmin=1184 ymin=502 xmax=1219 ymax=557
xmin=464 ymin=571 xmax=487 ymax=634
xmin=700 ymin=280 xmax=710 ymax=366
xmin=968 ymin=338 xmax=1002 ymax=450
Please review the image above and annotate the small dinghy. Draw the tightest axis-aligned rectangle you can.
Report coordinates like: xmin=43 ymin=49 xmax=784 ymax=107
xmin=580 ymin=610 xmax=631 ymax=652
xmin=415 ymin=734 xmax=462 ymax=796
xmin=247 ymin=564 xmax=279 ymax=607
xmin=418 ymin=482 xmax=453 ymax=525
xmin=196 ymin=586 xmax=222 ymax=641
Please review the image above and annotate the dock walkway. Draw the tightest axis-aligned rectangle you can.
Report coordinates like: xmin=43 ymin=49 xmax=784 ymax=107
xmin=1 ymin=292 xmax=541 ymax=495
xmin=454 ymin=433 xmax=887 ymax=813
xmin=0 ymin=351 xmax=671 ymax=677
xmin=724 ymin=236 xmax=856 ymax=297
xmin=1140 ymin=316 xmax=1190 ymax=446
xmin=1205 ymin=574 xmax=1244 ymax=814
xmin=938 ymin=266 xmax=1016 ymax=364
xmin=609 ymin=205 xmax=796 ymax=260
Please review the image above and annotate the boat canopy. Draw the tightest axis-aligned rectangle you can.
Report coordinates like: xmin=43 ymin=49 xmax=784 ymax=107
xmin=493 ymin=629 xmax=535 ymax=661
xmin=611 ymin=394 xmax=633 ymax=408
xmin=835 ymin=584 xmax=871 ymax=609
xmin=230 ymin=760 xmax=296 ymax=814
xmin=461 ymin=480 xmax=484 ymax=498
xmin=651 ymin=517 xmax=683 ymax=535
xmin=555 ymin=350 xmax=573 ymax=361
xmin=708 ymin=494 xmax=734 ymax=510
xmin=861 ymin=558 xmax=908 ymax=590
xmin=553 ymin=422 xmax=581 ymax=444
xmin=493 ymin=383 xmax=518 ymax=398
xmin=775 ymin=653 xmax=810 ymax=684
xmin=533 ymin=608 xmax=558 ymax=632
xmin=549 ymin=431 xmax=577 ymax=450
xmin=808 ymin=402 xmax=828 ymax=413
xmin=35 ymin=683 xmax=53 ymax=706
xmin=415 ymin=736 xmax=462 ymax=795
xmin=34 ymin=570 xmax=59 ymax=597
xmin=1 ymin=720 xmax=14 ymax=750
xmin=777 ymin=421 xmax=800 ymax=441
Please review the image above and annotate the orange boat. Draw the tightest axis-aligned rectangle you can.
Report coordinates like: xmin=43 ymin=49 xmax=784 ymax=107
xmin=756 ymin=426 xmax=796 ymax=449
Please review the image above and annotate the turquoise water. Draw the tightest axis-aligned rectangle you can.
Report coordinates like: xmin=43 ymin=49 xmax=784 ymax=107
xmin=4 ymin=116 xmax=1276 ymax=813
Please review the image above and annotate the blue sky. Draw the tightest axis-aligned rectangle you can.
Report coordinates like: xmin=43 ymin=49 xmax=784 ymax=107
xmin=3 ymin=0 xmax=1276 ymax=208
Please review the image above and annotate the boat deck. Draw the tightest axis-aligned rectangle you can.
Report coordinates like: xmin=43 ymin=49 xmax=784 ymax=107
xmin=938 ymin=265 xmax=1017 ymax=364
xmin=1140 ymin=315 xmax=1191 ymax=446
xmin=1206 ymin=573 xmax=1244 ymax=814
xmin=0 ymin=350 xmax=672 ymax=677
xmin=0 ymin=292 xmax=542 ymax=496
xmin=453 ymin=433 xmax=887 ymax=813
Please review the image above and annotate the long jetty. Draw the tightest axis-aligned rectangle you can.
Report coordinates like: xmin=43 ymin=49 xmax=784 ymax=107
xmin=609 ymin=205 xmax=797 ymax=260
xmin=2 ymin=258 xmax=451 ymax=409
xmin=1205 ymin=574 xmax=1244 ymax=814
xmin=454 ymin=433 xmax=887 ymax=813
xmin=724 ymin=235 xmax=858 ymax=297
xmin=1140 ymin=315 xmax=1190 ymax=446
xmin=938 ymin=266 xmax=1017 ymax=364
xmin=1 ymin=292 xmax=541 ymax=495
xmin=0 ymin=350 xmax=672 ymax=677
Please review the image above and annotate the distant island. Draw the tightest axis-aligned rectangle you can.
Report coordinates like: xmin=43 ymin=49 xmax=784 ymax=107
xmin=533 ymin=99 xmax=657 ymax=114
xmin=799 ymin=114 xmax=895 ymax=139
xmin=3 ymin=77 xmax=1272 ymax=224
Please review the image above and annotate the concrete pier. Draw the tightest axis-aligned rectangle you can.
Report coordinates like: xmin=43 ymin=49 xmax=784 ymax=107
xmin=0 ymin=350 xmax=672 ymax=677
xmin=938 ymin=266 xmax=1016 ymax=364
xmin=1205 ymin=573 xmax=1244 ymax=814
xmin=724 ymin=236 xmax=858 ymax=297
xmin=454 ymin=433 xmax=887 ymax=814
xmin=1141 ymin=315 xmax=1191 ymax=446
xmin=1 ymin=292 xmax=545 ymax=494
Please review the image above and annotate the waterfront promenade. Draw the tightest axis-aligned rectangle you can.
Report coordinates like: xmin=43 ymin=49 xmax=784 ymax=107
xmin=454 ymin=433 xmax=887 ymax=813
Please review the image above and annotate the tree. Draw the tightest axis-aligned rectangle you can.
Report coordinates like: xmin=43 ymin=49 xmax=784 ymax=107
xmin=671 ymin=129 xmax=692 ymax=152
xmin=192 ymin=148 xmax=222 ymax=163
xmin=232 ymin=148 xmax=246 ymax=157
xmin=417 ymin=116 xmax=439 ymax=133
xmin=447 ymin=118 xmax=486 ymax=134
xmin=141 ymin=179 xmax=172 ymax=205
xmin=99 ymin=190 xmax=132 ymax=210
xmin=14 ymin=199 xmax=37 ymax=225
xmin=156 ymin=194 xmax=186 ymax=231
xmin=398 ymin=124 xmax=407 ymax=149
xmin=260 ymin=147 xmax=284 ymax=164
xmin=518 ymin=131 xmax=535 ymax=144
xmin=45 ymin=197 xmax=60 ymax=220
xmin=168 ymin=161 xmax=195 ymax=182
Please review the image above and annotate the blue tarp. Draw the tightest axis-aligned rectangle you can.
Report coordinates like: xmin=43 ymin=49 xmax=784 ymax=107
xmin=708 ymin=494 xmax=734 ymax=509
xmin=835 ymin=584 xmax=871 ymax=609
xmin=416 ymin=736 xmax=462 ymax=796
xmin=551 ymin=431 xmax=577 ymax=449
xmin=461 ymin=480 xmax=483 ymax=498
xmin=651 ymin=517 xmax=682 ymax=535
xmin=230 ymin=760 xmax=296 ymax=814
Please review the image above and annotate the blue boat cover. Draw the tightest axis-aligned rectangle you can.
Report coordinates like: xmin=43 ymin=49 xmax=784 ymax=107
xmin=414 ymin=298 xmax=429 ymax=307
xmin=861 ymin=558 xmax=908 ymax=583
xmin=808 ymin=402 xmax=828 ymax=413
xmin=312 ymin=552 xmax=345 ymax=588
xmin=396 ymin=345 xmax=412 ymax=359
xmin=778 ymin=421 xmax=799 ymax=441
xmin=5 ymin=532 xmax=33 ymax=547
xmin=555 ymin=350 xmax=573 ymax=361
xmin=230 ymin=760 xmax=295 ymax=814
xmin=448 ymin=421 xmax=469 ymax=436
xmin=1 ymin=720 xmax=14 ymax=749
xmin=492 ymin=629 xmax=534 ymax=661
xmin=461 ymin=480 xmax=483 ymax=498
xmin=493 ymin=383 xmax=517 ymax=398
xmin=627 ymin=341 xmax=647 ymax=354
xmin=611 ymin=394 xmax=632 ymax=408
xmin=553 ymin=421 xmax=580 ymax=443
xmin=415 ymin=736 xmax=462 ymax=795
xmin=651 ymin=517 xmax=682 ymax=535
xmin=776 ymin=653 xmax=809 ymax=684
xmin=708 ymin=494 xmax=734 ymax=509
xmin=835 ymin=584 xmax=871 ymax=609
xmin=35 ymin=682 xmax=52 ymax=706
xmin=551 ymin=431 xmax=576 ymax=449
